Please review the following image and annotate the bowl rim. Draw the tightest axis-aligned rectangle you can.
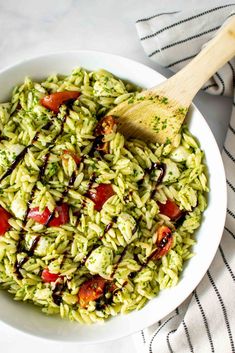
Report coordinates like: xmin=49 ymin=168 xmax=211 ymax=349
xmin=0 ymin=50 xmax=227 ymax=343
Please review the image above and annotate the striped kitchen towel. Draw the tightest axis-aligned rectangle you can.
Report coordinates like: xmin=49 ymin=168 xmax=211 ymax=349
xmin=133 ymin=4 xmax=235 ymax=353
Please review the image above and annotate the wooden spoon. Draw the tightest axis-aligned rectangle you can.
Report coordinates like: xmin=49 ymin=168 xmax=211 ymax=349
xmin=109 ymin=16 xmax=235 ymax=144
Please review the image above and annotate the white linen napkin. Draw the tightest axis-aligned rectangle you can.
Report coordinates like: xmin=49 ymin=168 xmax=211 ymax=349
xmin=133 ymin=4 xmax=235 ymax=353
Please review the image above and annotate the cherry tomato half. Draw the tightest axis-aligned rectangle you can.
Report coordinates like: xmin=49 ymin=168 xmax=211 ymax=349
xmin=41 ymin=269 xmax=60 ymax=283
xmin=88 ymin=184 xmax=115 ymax=211
xmin=154 ymin=225 xmax=173 ymax=259
xmin=95 ymin=115 xmax=116 ymax=136
xmin=158 ymin=199 xmax=182 ymax=221
xmin=94 ymin=116 xmax=117 ymax=154
xmin=28 ymin=207 xmax=51 ymax=225
xmin=40 ymin=91 xmax=80 ymax=113
xmin=62 ymin=150 xmax=81 ymax=165
xmin=78 ymin=275 xmax=106 ymax=308
xmin=0 ymin=206 xmax=11 ymax=235
xmin=28 ymin=203 xmax=69 ymax=227
xmin=48 ymin=203 xmax=69 ymax=227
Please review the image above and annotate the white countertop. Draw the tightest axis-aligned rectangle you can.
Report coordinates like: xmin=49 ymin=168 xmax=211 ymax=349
xmin=0 ymin=0 xmax=232 ymax=352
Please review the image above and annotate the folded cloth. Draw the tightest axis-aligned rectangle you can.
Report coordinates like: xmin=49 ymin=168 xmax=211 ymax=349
xmin=133 ymin=5 xmax=235 ymax=353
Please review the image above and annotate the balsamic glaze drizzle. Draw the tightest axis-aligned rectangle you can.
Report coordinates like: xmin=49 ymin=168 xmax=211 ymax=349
xmin=52 ymin=281 xmax=67 ymax=306
xmin=0 ymin=146 xmax=31 ymax=183
xmin=27 ymin=236 xmax=41 ymax=256
xmin=110 ymin=215 xmax=142 ymax=278
xmin=0 ymin=120 xmax=54 ymax=184
xmin=8 ymin=113 xmax=172 ymax=306
xmin=78 ymin=220 xmax=115 ymax=268
xmin=110 ymin=246 xmax=128 ymax=278
xmin=88 ymin=135 xmax=104 ymax=157
xmin=86 ymin=173 xmax=97 ymax=194
xmin=104 ymin=222 xmax=113 ymax=234
xmin=97 ymin=233 xmax=172 ymax=307
xmin=15 ymin=257 xmax=29 ymax=279
xmin=14 ymin=115 xmax=68 ymax=278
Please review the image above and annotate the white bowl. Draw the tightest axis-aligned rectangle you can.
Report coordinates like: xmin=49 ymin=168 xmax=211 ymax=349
xmin=0 ymin=50 xmax=227 ymax=343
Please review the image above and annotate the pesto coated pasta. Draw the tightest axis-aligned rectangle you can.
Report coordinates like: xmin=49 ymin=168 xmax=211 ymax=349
xmin=0 ymin=67 xmax=208 ymax=323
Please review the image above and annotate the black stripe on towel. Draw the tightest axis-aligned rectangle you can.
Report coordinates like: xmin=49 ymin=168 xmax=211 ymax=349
xmin=141 ymin=4 xmax=235 ymax=41
xmin=167 ymin=53 xmax=197 ymax=68
xmin=227 ymin=208 xmax=235 ymax=220
xmin=166 ymin=329 xmax=177 ymax=353
xmin=182 ymin=320 xmax=194 ymax=352
xmin=207 ymin=270 xmax=235 ymax=352
xmin=194 ymin=290 xmax=215 ymax=352
xmin=229 ymin=123 xmax=235 ymax=135
xmin=227 ymin=179 xmax=235 ymax=193
xmin=225 ymin=226 xmax=235 ymax=240
xmin=141 ymin=330 xmax=146 ymax=344
xmin=202 ymin=83 xmax=218 ymax=91
xmin=228 ymin=61 xmax=235 ymax=83
xmin=224 ymin=146 xmax=235 ymax=163
xmin=215 ymin=72 xmax=225 ymax=95
xmin=149 ymin=314 xmax=178 ymax=353
xmin=219 ymin=245 xmax=235 ymax=282
xmin=148 ymin=26 xmax=219 ymax=58
xmin=136 ymin=11 xmax=178 ymax=23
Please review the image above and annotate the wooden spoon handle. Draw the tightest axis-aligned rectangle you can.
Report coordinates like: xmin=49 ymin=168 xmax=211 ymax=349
xmin=152 ymin=16 xmax=235 ymax=106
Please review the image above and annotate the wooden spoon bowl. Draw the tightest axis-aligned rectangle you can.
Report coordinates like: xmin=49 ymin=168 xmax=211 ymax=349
xmin=109 ymin=16 xmax=235 ymax=144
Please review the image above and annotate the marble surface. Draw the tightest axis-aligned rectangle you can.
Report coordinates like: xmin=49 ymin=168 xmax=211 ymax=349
xmin=0 ymin=0 xmax=232 ymax=352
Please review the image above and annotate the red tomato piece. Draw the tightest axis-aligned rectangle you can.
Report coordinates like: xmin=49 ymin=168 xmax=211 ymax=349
xmin=0 ymin=206 xmax=11 ymax=236
xmin=95 ymin=115 xmax=116 ymax=136
xmin=41 ymin=269 xmax=60 ymax=283
xmin=88 ymin=184 xmax=115 ymax=211
xmin=28 ymin=204 xmax=69 ymax=227
xmin=28 ymin=207 xmax=51 ymax=225
xmin=48 ymin=203 xmax=69 ymax=227
xmin=94 ymin=116 xmax=117 ymax=154
xmin=40 ymin=91 xmax=80 ymax=113
xmin=153 ymin=225 xmax=173 ymax=260
xmin=78 ymin=275 xmax=106 ymax=308
xmin=62 ymin=150 xmax=81 ymax=165
xmin=158 ymin=199 xmax=182 ymax=221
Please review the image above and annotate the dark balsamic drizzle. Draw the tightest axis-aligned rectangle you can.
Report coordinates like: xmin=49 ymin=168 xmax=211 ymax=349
xmin=80 ymin=173 xmax=97 ymax=211
xmin=137 ymin=162 xmax=166 ymax=198
xmin=110 ymin=246 xmax=128 ymax=278
xmin=79 ymin=214 xmax=139 ymax=288
xmin=133 ymin=253 xmax=143 ymax=267
xmin=110 ymin=215 xmax=142 ymax=278
xmin=52 ymin=281 xmax=67 ymax=306
xmin=45 ymin=169 xmax=77 ymax=227
xmin=0 ymin=146 xmax=31 ymax=183
xmin=27 ymin=236 xmax=41 ymax=256
xmin=15 ymin=257 xmax=29 ymax=279
xmin=131 ymin=221 xmax=139 ymax=236
xmin=0 ymin=120 xmax=53 ymax=184
xmin=14 ymin=115 xmax=68 ymax=278
xmin=95 ymin=281 xmax=116 ymax=311
xmin=11 ymin=115 xmax=168 ymax=305
xmin=88 ymin=135 xmax=104 ymax=157
xmin=68 ymin=171 xmax=77 ymax=187
xmin=98 ymin=221 xmax=172 ymax=307
xmin=86 ymin=173 xmax=97 ymax=194
xmin=78 ymin=220 xmax=114 ymax=268
xmin=104 ymin=222 xmax=113 ymax=234
xmin=130 ymin=231 xmax=173 ymax=280
xmin=15 ymin=236 xmax=41 ymax=279
xmin=174 ymin=211 xmax=187 ymax=226
xmin=149 ymin=162 xmax=166 ymax=198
